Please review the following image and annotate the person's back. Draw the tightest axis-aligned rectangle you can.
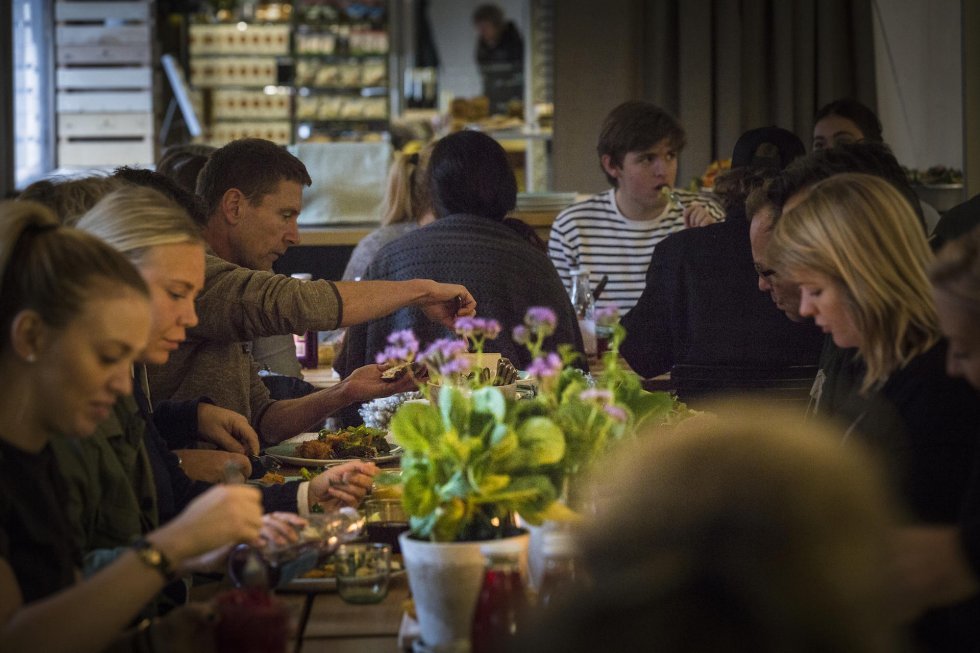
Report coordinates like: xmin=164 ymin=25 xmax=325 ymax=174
xmin=335 ymin=214 xmax=582 ymax=376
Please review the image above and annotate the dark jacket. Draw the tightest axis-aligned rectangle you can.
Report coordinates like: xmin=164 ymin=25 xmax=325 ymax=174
xmin=336 ymin=213 xmax=584 ymax=379
xmin=620 ymin=217 xmax=824 ymax=378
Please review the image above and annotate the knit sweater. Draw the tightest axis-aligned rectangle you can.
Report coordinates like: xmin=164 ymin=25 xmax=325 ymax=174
xmin=147 ymin=253 xmax=343 ymax=431
xmin=335 ymin=214 xmax=584 ymax=377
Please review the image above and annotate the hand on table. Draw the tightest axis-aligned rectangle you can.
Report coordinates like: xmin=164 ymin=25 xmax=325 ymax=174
xmin=197 ymin=403 xmax=260 ymax=455
xmin=309 ymin=461 xmax=378 ymax=511
xmin=175 ymin=449 xmax=251 ymax=484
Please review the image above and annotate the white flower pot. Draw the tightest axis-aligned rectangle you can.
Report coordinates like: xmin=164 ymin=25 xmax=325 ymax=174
xmin=399 ymin=531 xmax=529 ymax=653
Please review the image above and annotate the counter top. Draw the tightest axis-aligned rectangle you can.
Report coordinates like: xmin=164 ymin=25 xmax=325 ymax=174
xmin=297 ymin=210 xmax=561 ymax=247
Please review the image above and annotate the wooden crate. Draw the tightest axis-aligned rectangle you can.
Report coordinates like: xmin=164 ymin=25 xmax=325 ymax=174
xmin=55 ymin=0 xmax=156 ymax=168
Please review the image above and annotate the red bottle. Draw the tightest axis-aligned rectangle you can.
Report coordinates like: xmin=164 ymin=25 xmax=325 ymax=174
xmin=471 ymin=550 xmax=529 ymax=653
xmin=290 ymin=273 xmax=319 ymax=369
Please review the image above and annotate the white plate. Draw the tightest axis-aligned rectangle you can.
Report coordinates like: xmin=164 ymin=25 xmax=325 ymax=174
xmin=265 ymin=432 xmax=401 ymax=467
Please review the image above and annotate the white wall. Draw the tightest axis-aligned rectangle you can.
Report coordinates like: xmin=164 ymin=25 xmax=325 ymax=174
xmin=873 ymin=0 xmax=962 ymax=170
xmin=427 ymin=0 xmax=526 ymax=101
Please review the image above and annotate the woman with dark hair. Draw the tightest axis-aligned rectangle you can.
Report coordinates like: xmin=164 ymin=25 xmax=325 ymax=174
xmin=812 ymin=98 xmax=884 ymax=150
xmin=335 ymin=131 xmax=583 ymax=390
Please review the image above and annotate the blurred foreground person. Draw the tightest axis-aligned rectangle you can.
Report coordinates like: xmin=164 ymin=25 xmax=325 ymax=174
xmin=518 ymin=402 xmax=903 ymax=653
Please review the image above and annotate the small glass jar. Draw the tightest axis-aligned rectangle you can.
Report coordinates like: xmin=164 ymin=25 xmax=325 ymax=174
xmin=537 ymin=530 xmax=588 ymax=609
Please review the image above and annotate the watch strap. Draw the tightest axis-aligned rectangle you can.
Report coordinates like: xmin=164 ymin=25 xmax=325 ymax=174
xmin=131 ymin=538 xmax=175 ymax=582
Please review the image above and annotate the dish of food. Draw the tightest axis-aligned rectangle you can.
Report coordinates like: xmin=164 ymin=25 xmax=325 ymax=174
xmin=286 ymin=557 xmax=405 ymax=592
xmin=264 ymin=426 xmax=402 ymax=467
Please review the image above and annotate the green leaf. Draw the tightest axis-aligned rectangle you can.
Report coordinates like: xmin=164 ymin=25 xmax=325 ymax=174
xmin=389 ymin=402 xmax=442 ymax=453
xmin=439 ymin=385 xmax=471 ymax=433
xmin=515 ymin=416 xmax=565 ymax=466
xmin=471 ymin=386 xmax=506 ymax=421
xmin=477 ymin=473 xmax=511 ymax=495
xmin=438 ymin=469 xmax=473 ymax=500
xmin=402 ymin=472 xmax=438 ymax=517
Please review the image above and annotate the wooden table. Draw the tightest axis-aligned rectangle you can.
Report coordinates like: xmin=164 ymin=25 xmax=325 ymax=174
xmin=277 ymin=573 xmax=409 ymax=652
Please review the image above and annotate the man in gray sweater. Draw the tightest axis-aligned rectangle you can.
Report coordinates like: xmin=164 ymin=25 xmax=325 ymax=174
xmin=147 ymin=138 xmax=476 ymax=444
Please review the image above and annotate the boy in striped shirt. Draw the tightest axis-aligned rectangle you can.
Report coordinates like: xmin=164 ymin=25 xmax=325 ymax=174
xmin=548 ymin=101 xmax=723 ymax=313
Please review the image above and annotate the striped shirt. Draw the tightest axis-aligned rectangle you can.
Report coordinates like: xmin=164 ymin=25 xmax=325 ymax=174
xmin=548 ymin=188 xmax=724 ymax=313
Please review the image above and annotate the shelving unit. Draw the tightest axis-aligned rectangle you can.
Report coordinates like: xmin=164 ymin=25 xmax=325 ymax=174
xmin=187 ymin=0 xmax=389 ymax=146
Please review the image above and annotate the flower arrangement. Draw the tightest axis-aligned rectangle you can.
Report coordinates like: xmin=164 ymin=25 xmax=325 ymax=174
xmin=383 ymin=308 xmax=692 ymax=542
xmin=689 ymin=158 xmax=732 ymax=191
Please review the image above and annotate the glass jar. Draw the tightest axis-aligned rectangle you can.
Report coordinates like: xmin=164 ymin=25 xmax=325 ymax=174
xmin=537 ymin=530 xmax=588 ymax=609
xmin=471 ymin=549 xmax=529 ymax=653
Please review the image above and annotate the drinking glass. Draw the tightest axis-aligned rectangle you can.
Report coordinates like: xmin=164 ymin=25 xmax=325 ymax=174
xmin=334 ymin=542 xmax=391 ymax=604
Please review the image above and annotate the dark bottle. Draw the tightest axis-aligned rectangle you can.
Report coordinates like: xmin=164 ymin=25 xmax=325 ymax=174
xmin=471 ymin=549 xmax=529 ymax=653
xmin=537 ymin=530 xmax=588 ymax=609
xmin=290 ymin=273 xmax=319 ymax=369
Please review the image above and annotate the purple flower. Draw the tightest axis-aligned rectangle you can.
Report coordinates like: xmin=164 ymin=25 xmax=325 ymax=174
xmin=419 ymin=338 xmax=469 ymax=377
xmin=454 ymin=316 xmax=501 ymax=341
xmin=579 ymin=388 xmax=614 ymax=404
xmin=595 ymin=306 xmax=620 ymax=327
xmin=512 ymin=325 xmax=530 ymax=345
xmin=438 ymin=356 xmax=473 ymax=377
xmin=375 ymin=329 xmax=420 ymax=365
xmin=524 ymin=307 xmax=557 ymax=336
xmin=527 ymin=352 xmax=563 ymax=379
xmin=602 ymin=404 xmax=628 ymax=423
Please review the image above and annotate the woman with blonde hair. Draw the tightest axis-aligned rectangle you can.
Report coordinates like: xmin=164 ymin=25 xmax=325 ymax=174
xmin=0 ymin=199 xmax=263 ymax=652
xmin=63 ymin=186 xmax=375 ymax=559
xmin=771 ymin=173 xmax=980 ymax=650
xmin=342 ymin=145 xmax=435 ymax=281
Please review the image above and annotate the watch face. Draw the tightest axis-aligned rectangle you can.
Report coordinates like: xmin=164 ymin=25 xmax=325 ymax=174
xmin=145 ymin=549 xmax=162 ymax=565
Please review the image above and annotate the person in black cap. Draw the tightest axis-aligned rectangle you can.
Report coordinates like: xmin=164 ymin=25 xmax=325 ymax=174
xmin=620 ymin=127 xmax=823 ymax=383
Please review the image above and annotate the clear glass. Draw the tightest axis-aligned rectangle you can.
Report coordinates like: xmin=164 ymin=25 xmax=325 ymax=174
xmin=227 ymin=507 xmax=364 ymax=588
xmin=363 ymin=497 xmax=409 ymax=554
xmin=568 ymin=268 xmax=596 ymax=358
xmin=334 ymin=542 xmax=391 ymax=604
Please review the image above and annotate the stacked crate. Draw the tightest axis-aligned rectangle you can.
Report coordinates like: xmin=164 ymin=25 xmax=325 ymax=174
xmin=55 ymin=0 xmax=155 ymax=168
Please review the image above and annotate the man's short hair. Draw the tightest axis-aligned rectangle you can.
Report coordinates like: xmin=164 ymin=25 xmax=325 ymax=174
xmin=473 ymin=4 xmax=504 ymax=26
xmin=112 ymin=166 xmax=208 ymax=227
xmin=765 ymin=141 xmax=923 ymax=231
xmin=597 ymin=101 xmax=686 ymax=186
xmin=196 ymin=138 xmax=312 ymax=220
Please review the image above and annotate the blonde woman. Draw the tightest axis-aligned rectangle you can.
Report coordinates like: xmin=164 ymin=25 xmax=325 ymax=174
xmin=0 ymin=200 xmax=263 ymax=653
xmin=342 ymin=145 xmax=435 ymax=281
xmin=771 ymin=174 xmax=980 ymax=650
xmin=63 ymin=187 xmax=376 ymax=559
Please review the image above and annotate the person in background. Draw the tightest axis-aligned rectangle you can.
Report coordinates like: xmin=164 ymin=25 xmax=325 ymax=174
xmin=60 ymin=186 xmax=374 ymax=577
xmin=548 ymin=101 xmax=724 ymax=314
xmin=811 ymin=97 xmax=940 ymax=234
xmin=342 ymin=144 xmax=436 ymax=282
xmin=931 ymin=192 xmax=980 ymax=251
xmin=620 ymin=126 xmax=822 ymax=380
xmin=517 ymin=403 xmax=904 ymax=653
xmin=0 ymin=200 xmax=263 ymax=652
xmin=155 ymin=143 xmax=216 ymax=198
xmin=336 ymin=130 xmax=583 ymax=389
xmin=17 ymin=174 xmax=124 ymax=224
xmin=473 ymin=4 xmax=524 ymax=116
xmin=146 ymin=138 xmax=477 ymax=444
xmin=894 ymin=224 xmax=980 ymax=629
xmin=770 ymin=174 xmax=980 ymax=651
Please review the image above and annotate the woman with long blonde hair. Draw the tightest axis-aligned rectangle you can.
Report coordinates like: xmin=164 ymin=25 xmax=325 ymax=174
xmin=771 ymin=174 xmax=980 ymax=650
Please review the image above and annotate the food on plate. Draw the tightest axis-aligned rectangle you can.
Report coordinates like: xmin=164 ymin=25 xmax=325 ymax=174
xmin=301 ymin=562 xmax=336 ymax=579
xmin=296 ymin=425 xmax=391 ymax=460
xmin=258 ymin=471 xmax=286 ymax=485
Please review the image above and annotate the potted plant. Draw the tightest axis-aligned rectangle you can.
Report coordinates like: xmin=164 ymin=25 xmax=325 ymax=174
xmin=379 ymin=310 xmax=691 ymax=651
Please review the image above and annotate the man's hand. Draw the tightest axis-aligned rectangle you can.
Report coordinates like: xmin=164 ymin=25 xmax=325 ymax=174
xmin=683 ymin=202 xmax=721 ymax=228
xmin=417 ymin=282 xmax=477 ymax=327
xmin=309 ymin=461 xmax=378 ymax=511
xmin=175 ymin=449 xmax=251 ymax=484
xmin=339 ymin=363 xmax=420 ymax=404
xmin=197 ymin=403 xmax=260 ymax=456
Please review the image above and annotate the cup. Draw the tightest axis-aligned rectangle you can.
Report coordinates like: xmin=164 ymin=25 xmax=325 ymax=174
xmin=213 ymin=588 xmax=289 ymax=653
xmin=364 ymin=498 xmax=410 ymax=554
xmin=334 ymin=542 xmax=391 ymax=604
